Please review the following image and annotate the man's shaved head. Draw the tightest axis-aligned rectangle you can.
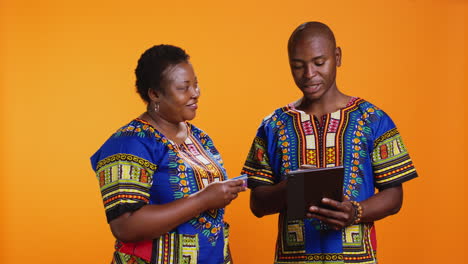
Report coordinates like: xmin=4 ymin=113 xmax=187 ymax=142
xmin=288 ymin=22 xmax=336 ymax=53
xmin=287 ymin=21 xmax=342 ymax=104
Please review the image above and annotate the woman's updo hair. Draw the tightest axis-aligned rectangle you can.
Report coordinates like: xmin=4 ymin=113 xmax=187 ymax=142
xmin=135 ymin=44 xmax=190 ymax=103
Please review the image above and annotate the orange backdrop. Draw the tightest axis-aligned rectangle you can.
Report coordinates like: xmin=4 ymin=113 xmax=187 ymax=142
xmin=1 ymin=0 xmax=467 ymax=263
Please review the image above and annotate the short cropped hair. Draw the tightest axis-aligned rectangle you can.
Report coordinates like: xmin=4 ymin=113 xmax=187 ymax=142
xmin=135 ymin=44 xmax=190 ymax=103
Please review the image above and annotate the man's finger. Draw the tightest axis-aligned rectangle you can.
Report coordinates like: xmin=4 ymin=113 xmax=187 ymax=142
xmin=307 ymin=213 xmax=345 ymax=230
xmin=309 ymin=206 xmax=347 ymax=220
xmin=321 ymin=198 xmax=344 ymax=210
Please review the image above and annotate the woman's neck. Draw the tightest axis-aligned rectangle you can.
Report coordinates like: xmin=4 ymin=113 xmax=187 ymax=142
xmin=140 ymin=111 xmax=188 ymax=145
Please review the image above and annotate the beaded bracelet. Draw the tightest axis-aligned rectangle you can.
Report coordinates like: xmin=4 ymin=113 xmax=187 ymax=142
xmin=350 ymin=201 xmax=363 ymax=224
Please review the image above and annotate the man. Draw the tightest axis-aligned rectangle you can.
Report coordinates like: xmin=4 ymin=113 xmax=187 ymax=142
xmin=241 ymin=22 xmax=417 ymax=263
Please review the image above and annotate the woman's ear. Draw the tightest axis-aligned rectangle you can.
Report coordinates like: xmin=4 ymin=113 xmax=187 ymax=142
xmin=147 ymin=88 xmax=160 ymax=103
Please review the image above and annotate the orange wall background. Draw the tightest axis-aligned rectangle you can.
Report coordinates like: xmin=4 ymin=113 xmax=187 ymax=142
xmin=1 ymin=0 xmax=466 ymax=263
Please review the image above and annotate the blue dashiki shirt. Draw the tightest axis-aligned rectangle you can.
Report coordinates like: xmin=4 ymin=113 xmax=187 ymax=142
xmin=241 ymin=97 xmax=418 ymax=264
xmin=91 ymin=118 xmax=231 ymax=264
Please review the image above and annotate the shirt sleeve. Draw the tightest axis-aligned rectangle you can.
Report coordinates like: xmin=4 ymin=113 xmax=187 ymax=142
xmin=91 ymin=137 xmax=158 ymax=222
xmin=371 ymin=113 xmax=418 ymax=190
xmin=241 ymin=120 xmax=276 ymax=188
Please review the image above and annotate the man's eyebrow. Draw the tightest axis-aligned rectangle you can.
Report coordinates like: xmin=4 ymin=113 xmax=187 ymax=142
xmin=290 ymin=55 xmax=325 ymax=62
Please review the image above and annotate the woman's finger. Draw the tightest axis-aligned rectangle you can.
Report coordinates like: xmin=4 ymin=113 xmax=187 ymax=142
xmin=227 ymin=179 xmax=244 ymax=187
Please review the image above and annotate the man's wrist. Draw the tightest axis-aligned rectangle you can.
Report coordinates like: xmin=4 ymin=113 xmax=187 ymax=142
xmin=350 ymin=200 xmax=363 ymax=224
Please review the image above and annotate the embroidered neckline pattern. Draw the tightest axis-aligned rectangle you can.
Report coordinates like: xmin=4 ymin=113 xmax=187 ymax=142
xmin=114 ymin=118 xmax=226 ymax=243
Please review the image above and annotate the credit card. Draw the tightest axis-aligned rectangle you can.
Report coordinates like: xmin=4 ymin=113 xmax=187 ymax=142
xmin=229 ymin=174 xmax=248 ymax=187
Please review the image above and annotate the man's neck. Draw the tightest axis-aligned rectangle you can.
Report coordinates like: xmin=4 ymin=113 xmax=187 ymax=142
xmin=297 ymin=89 xmax=351 ymax=118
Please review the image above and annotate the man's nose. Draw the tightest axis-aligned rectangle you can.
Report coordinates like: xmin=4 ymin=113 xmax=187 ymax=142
xmin=304 ymin=64 xmax=317 ymax=78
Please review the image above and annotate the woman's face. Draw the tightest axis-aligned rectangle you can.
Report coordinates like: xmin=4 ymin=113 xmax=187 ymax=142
xmin=156 ymin=61 xmax=200 ymax=123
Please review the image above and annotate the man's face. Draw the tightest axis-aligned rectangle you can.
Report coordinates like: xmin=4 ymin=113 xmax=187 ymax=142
xmin=288 ymin=34 xmax=341 ymax=101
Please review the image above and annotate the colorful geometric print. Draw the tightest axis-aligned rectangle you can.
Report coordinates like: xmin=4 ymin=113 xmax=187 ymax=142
xmin=276 ymin=254 xmax=344 ymax=264
xmin=96 ymin=153 xmax=156 ymax=222
xmin=169 ymin=154 xmax=192 ymax=199
xmin=114 ymin=118 xmax=177 ymax=151
xmin=242 ymin=97 xmax=417 ymax=264
xmin=114 ymin=121 xmax=157 ymax=139
xmin=176 ymin=133 xmax=226 ymax=243
xmin=179 ymin=136 xmax=225 ymax=190
xmin=188 ymin=213 xmax=224 ymax=244
xmin=196 ymin=131 xmax=225 ymax=167
xmin=112 ymin=251 xmax=150 ymax=264
xmin=96 ymin=153 xmax=158 ymax=172
xmin=372 ymin=128 xmax=416 ymax=188
xmin=342 ymin=223 xmax=377 ymax=263
xmin=151 ymin=233 xmax=183 ymax=264
xmin=275 ymin=117 xmax=294 ymax=175
xmin=223 ymin=224 xmax=232 ymax=264
xmin=276 ymin=250 xmax=344 ymax=264
xmin=266 ymin=104 xmax=352 ymax=177
xmin=278 ymin=217 xmax=306 ymax=255
xmin=115 ymin=119 xmax=227 ymax=242
xmin=179 ymin=234 xmax=199 ymax=264
xmin=242 ymin=136 xmax=275 ymax=185
xmin=92 ymin=118 xmax=231 ymax=263
xmin=287 ymin=221 xmax=305 ymax=246
xmin=344 ymin=102 xmax=381 ymax=199
xmin=113 ymin=233 xmax=200 ymax=264
xmin=168 ymin=150 xmax=225 ymax=241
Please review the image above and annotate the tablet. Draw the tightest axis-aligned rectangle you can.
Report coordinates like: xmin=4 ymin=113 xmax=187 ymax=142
xmin=286 ymin=166 xmax=344 ymax=220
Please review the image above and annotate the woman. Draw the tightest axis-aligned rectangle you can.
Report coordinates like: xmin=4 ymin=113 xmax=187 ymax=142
xmin=91 ymin=44 xmax=245 ymax=264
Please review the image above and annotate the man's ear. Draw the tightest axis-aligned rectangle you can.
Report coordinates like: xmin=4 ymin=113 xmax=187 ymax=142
xmin=335 ymin=47 xmax=342 ymax=67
